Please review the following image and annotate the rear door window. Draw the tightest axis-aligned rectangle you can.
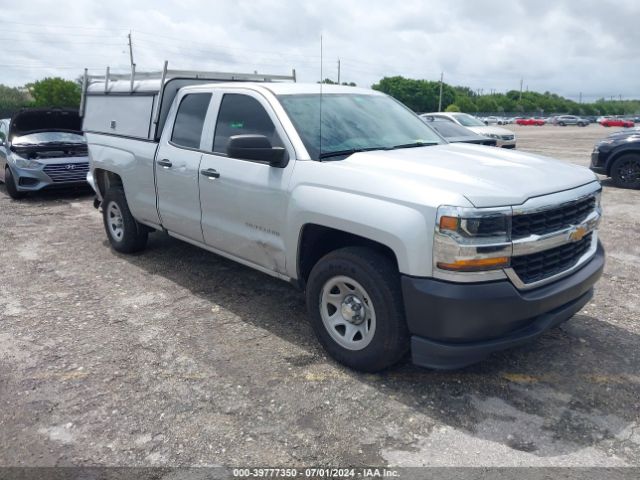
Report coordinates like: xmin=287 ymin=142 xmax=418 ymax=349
xmin=212 ymin=93 xmax=283 ymax=155
xmin=171 ymin=93 xmax=212 ymax=149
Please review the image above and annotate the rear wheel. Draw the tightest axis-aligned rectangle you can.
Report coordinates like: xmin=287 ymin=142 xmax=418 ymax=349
xmin=102 ymin=187 xmax=148 ymax=253
xmin=4 ymin=167 xmax=27 ymax=199
xmin=559 ymin=122 xmax=566 ymax=126
xmin=306 ymin=247 xmax=409 ymax=372
xmin=610 ymin=154 xmax=640 ymax=189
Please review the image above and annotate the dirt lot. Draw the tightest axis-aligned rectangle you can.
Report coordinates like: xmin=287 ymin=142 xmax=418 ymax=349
xmin=0 ymin=125 xmax=638 ymax=468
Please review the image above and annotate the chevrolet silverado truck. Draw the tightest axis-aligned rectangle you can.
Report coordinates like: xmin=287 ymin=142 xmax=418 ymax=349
xmin=82 ymin=65 xmax=604 ymax=371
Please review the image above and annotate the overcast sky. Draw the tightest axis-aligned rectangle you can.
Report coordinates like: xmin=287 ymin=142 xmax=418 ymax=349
xmin=2 ymin=0 xmax=638 ymax=101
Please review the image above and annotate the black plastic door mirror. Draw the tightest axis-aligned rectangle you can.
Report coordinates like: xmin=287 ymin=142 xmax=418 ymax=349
xmin=226 ymin=134 xmax=288 ymax=167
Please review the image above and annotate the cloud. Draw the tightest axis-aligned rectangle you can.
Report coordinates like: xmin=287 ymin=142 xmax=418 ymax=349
xmin=2 ymin=0 xmax=638 ymax=101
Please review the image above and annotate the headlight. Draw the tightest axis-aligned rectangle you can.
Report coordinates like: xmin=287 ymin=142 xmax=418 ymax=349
xmin=11 ymin=155 xmax=42 ymax=169
xmin=434 ymin=206 xmax=512 ymax=277
xmin=484 ymin=133 xmax=499 ymax=139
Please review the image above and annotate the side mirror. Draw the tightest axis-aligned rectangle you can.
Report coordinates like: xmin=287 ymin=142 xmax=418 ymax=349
xmin=227 ymin=134 xmax=288 ymax=168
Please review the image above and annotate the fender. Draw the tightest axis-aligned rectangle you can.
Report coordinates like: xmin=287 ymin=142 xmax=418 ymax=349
xmin=285 ymin=184 xmax=438 ymax=279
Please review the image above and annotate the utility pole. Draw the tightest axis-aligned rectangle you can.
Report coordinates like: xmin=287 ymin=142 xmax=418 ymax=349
xmin=128 ymin=31 xmax=136 ymax=90
xmin=519 ymin=78 xmax=523 ymax=102
xmin=337 ymin=59 xmax=341 ymax=84
xmin=438 ymin=72 xmax=444 ymax=112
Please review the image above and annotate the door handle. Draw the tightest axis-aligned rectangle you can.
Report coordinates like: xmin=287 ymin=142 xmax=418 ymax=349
xmin=200 ymin=168 xmax=220 ymax=179
xmin=157 ymin=159 xmax=172 ymax=168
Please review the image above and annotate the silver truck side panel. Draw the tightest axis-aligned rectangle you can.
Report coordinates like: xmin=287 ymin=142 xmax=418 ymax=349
xmin=84 ymin=95 xmax=156 ymax=139
xmin=285 ymin=184 xmax=436 ymax=279
xmin=199 ymin=152 xmax=294 ymax=274
xmin=155 ymin=145 xmax=206 ymax=243
xmin=85 ymin=133 xmax=160 ymax=225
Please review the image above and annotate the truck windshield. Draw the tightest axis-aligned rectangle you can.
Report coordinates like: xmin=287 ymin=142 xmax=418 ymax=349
xmin=277 ymin=93 xmax=444 ymax=160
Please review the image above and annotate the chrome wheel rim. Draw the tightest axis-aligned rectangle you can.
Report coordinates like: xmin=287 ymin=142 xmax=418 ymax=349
xmin=320 ymin=276 xmax=376 ymax=351
xmin=107 ymin=201 xmax=124 ymax=241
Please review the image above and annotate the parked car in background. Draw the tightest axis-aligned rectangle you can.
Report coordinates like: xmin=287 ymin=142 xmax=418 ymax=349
xmin=516 ymin=117 xmax=545 ymax=126
xmin=0 ymin=109 xmax=88 ymax=199
xmin=425 ymin=112 xmax=516 ymax=148
xmin=483 ymin=116 xmax=507 ymax=125
xmin=600 ymin=118 xmax=634 ymax=128
xmin=420 ymin=116 xmax=497 ymax=146
xmin=591 ymin=131 xmax=640 ymax=188
xmin=553 ymin=115 xmax=589 ymax=127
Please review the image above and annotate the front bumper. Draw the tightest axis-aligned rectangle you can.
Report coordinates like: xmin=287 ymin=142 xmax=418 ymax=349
xmin=590 ymin=151 xmax=607 ymax=175
xmin=402 ymin=242 xmax=605 ymax=369
xmin=9 ymin=157 xmax=89 ymax=192
xmin=495 ymin=137 xmax=516 ymax=148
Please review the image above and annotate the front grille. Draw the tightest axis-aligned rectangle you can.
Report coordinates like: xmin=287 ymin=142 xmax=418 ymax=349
xmin=511 ymin=233 xmax=593 ymax=284
xmin=43 ymin=162 xmax=89 ymax=183
xmin=512 ymin=195 xmax=596 ymax=239
xmin=501 ymin=134 xmax=514 ymax=141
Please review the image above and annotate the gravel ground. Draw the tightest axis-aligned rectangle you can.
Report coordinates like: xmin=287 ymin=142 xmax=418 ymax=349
xmin=0 ymin=124 xmax=638 ymax=468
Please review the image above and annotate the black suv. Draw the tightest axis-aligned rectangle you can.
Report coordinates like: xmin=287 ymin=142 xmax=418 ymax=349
xmin=590 ymin=130 xmax=640 ymax=188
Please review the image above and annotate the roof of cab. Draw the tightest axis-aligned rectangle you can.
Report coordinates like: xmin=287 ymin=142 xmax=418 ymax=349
xmin=182 ymin=82 xmax=381 ymax=96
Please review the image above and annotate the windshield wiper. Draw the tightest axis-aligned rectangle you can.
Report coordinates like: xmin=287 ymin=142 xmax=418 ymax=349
xmin=318 ymin=146 xmax=387 ymax=160
xmin=390 ymin=141 xmax=439 ymax=150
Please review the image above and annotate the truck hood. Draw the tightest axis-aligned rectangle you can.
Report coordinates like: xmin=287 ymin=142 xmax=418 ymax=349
xmin=10 ymin=108 xmax=81 ymax=137
xmin=338 ymin=143 xmax=597 ymax=207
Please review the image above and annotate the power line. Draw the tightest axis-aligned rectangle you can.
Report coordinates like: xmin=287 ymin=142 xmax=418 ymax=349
xmin=0 ymin=20 xmax=130 ymax=31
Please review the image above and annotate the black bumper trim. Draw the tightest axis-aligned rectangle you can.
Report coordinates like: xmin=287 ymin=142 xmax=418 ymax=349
xmin=402 ymin=242 xmax=604 ymax=369
xmin=411 ymin=288 xmax=592 ymax=369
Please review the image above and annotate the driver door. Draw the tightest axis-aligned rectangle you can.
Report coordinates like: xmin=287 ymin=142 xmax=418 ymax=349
xmin=198 ymin=90 xmax=295 ymax=274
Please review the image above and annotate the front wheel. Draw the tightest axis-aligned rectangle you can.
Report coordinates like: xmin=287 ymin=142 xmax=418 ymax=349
xmin=306 ymin=247 xmax=409 ymax=372
xmin=4 ymin=167 xmax=27 ymax=199
xmin=610 ymin=154 xmax=640 ymax=189
xmin=102 ymin=187 xmax=148 ymax=253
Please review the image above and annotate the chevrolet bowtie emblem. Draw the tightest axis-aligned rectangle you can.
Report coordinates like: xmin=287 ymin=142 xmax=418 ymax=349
xmin=568 ymin=225 xmax=587 ymax=242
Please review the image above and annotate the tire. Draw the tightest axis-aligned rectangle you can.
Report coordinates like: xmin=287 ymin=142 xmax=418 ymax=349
xmin=610 ymin=154 xmax=640 ymax=189
xmin=305 ymin=246 xmax=409 ymax=372
xmin=559 ymin=122 xmax=566 ymax=126
xmin=102 ymin=186 xmax=148 ymax=253
xmin=4 ymin=167 xmax=27 ymax=199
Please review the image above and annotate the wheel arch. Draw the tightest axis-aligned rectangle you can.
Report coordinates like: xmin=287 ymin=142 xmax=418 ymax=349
xmin=93 ymin=168 xmax=124 ymax=198
xmin=296 ymin=224 xmax=401 ymax=289
xmin=606 ymin=148 xmax=640 ymax=176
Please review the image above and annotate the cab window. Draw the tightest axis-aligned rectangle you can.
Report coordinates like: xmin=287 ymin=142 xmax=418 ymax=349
xmin=212 ymin=94 xmax=283 ymax=155
xmin=171 ymin=93 xmax=212 ymax=149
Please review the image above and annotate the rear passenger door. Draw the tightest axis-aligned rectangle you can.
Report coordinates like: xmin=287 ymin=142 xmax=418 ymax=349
xmin=198 ymin=90 xmax=295 ymax=274
xmin=155 ymin=92 xmax=213 ymax=242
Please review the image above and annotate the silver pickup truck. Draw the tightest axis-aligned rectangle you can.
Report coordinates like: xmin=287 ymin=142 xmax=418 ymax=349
xmin=82 ymin=65 xmax=604 ymax=371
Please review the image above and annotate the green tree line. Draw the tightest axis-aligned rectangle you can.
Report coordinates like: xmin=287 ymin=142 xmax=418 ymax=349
xmin=372 ymin=76 xmax=640 ymax=115
xmin=0 ymin=78 xmax=81 ymax=118
xmin=2 ymin=74 xmax=638 ymax=118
